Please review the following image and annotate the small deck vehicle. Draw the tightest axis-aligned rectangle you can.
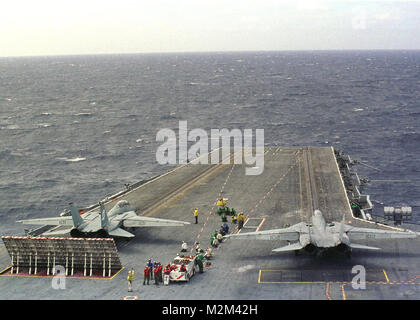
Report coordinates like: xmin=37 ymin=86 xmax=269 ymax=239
xmin=169 ymin=255 xmax=196 ymax=282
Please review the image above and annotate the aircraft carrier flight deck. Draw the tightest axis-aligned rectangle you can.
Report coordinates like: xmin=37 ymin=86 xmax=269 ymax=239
xmin=0 ymin=146 xmax=419 ymax=300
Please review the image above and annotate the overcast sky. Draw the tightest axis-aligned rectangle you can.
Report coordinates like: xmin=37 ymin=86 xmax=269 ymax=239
xmin=0 ymin=0 xmax=419 ymax=57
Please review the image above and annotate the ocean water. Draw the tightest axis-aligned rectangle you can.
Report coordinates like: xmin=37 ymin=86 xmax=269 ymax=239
xmin=0 ymin=51 xmax=419 ymax=237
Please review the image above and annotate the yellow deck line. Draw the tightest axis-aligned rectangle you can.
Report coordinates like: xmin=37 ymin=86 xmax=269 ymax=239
xmin=341 ymin=284 xmax=347 ymax=300
xmin=325 ymin=282 xmax=332 ymax=300
xmin=109 ymin=266 xmax=125 ymax=279
xmin=260 ymin=281 xmax=327 ymax=284
xmin=383 ymin=269 xmax=390 ymax=283
xmin=0 ymin=266 xmax=11 ymax=274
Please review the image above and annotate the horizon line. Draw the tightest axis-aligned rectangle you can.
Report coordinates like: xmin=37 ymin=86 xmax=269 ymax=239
xmin=1 ymin=48 xmax=420 ymax=59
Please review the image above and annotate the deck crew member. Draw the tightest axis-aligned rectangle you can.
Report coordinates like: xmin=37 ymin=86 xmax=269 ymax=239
xmin=147 ymin=259 xmax=153 ymax=280
xmin=222 ymin=223 xmax=229 ymax=234
xmin=237 ymin=212 xmax=245 ymax=230
xmin=164 ymin=263 xmax=170 ymax=272
xmin=153 ymin=267 xmax=159 ymax=285
xmin=181 ymin=241 xmax=188 ymax=252
xmin=232 ymin=215 xmax=237 ymax=224
xmin=195 ymin=242 xmax=203 ymax=253
xmin=163 ymin=263 xmax=171 ymax=285
xmin=127 ymin=268 xmax=135 ymax=292
xmin=217 ymin=198 xmax=226 ymax=207
xmin=195 ymin=253 xmax=204 ymax=273
xmin=210 ymin=236 xmax=218 ymax=247
xmin=194 ymin=208 xmax=199 ymax=224
xmin=204 ymin=247 xmax=212 ymax=260
xmin=158 ymin=262 xmax=163 ymax=282
xmin=153 ymin=261 xmax=158 ymax=282
xmin=143 ymin=266 xmax=150 ymax=285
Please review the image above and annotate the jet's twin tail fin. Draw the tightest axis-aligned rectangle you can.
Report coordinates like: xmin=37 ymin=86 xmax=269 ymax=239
xmin=100 ymin=202 xmax=109 ymax=229
xmin=69 ymin=202 xmax=84 ymax=228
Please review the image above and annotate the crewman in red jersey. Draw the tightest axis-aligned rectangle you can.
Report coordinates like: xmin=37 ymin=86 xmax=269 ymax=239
xmin=158 ymin=262 xmax=163 ymax=282
xmin=153 ymin=267 xmax=159 ymax=285
xmin=164 ymin=263 xmax=171 ymax=274
xmin=143 ymin=266 xmax=150 ymax=285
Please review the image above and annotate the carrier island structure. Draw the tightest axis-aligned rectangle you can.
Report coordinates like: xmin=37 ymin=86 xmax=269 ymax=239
xmin=0 ymin=146 xmax=419 ymax=300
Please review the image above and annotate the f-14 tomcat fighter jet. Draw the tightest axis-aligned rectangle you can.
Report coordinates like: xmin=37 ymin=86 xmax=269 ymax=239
xmin=225 ymin=210 xmax=417 ymax=257
xmin=17 ymin=200 xmax=190 ymax=238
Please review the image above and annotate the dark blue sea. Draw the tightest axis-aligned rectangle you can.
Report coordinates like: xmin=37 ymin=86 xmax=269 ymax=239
xmin=1 ymin=51 xmax=419 ymax=237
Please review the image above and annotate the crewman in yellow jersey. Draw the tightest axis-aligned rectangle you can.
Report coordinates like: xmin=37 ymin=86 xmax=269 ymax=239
xmin=217 ymin=198 xmax=223 ymax=206
xmin=194 ymin=208 xmax=199 ymax=224
xmin=217 ymin=198 xmax=227 ymax=207
xmin=237 ymin=212 xmax=245 ymax=230
xmin=127 ymin=268 xmax=135 ymax=292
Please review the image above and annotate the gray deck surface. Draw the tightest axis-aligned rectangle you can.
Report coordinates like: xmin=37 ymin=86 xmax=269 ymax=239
xmin=1 ymin=146 xmax=419 ymax=300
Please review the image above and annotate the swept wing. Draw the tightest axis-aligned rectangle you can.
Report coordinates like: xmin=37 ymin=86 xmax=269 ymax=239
xmin=16 ymin=216 xmax=74 ymax=226
xmin=224 ymin=222 xmax=308 ymax=241
xmin=340 ymin=224 xmax=417 ymax=241
xmin=17 ymin=210 xmax=98 ymax=227
xmin=121 ymin=212 xmax=191 ymax=228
